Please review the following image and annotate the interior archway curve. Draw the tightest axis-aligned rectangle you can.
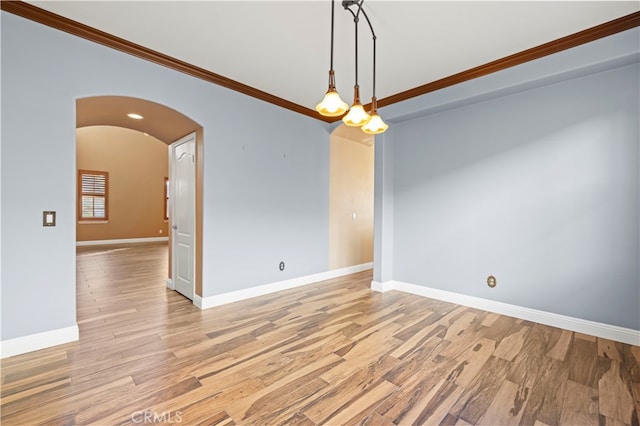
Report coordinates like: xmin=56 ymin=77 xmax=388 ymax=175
xmin=76 ymin=95 xmax=200 ymax=144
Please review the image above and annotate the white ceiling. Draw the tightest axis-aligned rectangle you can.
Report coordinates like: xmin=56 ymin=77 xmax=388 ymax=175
xmin=28 ymin=1 xmax=640 ymax=112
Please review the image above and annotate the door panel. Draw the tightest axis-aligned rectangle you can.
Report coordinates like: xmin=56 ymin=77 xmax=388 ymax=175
xmin=171 ymin=133 xmax=196 ymax=300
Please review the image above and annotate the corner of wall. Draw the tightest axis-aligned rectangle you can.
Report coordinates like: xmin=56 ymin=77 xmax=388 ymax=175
xmin=373 ymin=129 xmax=395 ymax=283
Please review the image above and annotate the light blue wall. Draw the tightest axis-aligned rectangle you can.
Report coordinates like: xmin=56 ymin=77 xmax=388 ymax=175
xmin=1 ymin=12 xmax=330 ymax=340
xmin=372 ymin=129 xmax=394 ymax=284
xmin=2 ymin=9 xmax=638 ymax=344
xmin=390 ymin=61 xmax=639 ymax=330
xmin=204 ymin=103 xmax=330 ymax=296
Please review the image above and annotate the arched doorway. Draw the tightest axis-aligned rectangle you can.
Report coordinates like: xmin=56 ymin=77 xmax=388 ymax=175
xmin=75 ymin=95 xmax=203 ymax=301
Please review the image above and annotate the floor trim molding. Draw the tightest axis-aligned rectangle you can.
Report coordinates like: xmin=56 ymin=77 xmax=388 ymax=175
xmin=193 ymin=294 xmax=204 ymax=309
xmin=371 ymin=280 xmax=640 ymax=346
xmin=165 ymin=278 xmax=174 ymax=290
xmin=1 ymin=325 xmax=79 ymax=358
xmin=76 ymin=237 xmax=168 ymax=246
xmin=198 ymin=263 xmax=373 ymax=310
xmin=371 ymin=280 xmax=394 ymax=292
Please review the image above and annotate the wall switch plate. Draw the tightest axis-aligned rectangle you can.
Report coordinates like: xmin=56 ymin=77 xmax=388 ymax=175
xmin=43 ymin=211 xmax=56 ymax=227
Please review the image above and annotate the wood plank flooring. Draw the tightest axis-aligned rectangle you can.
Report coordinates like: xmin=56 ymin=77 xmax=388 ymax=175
xmin=1 ymin=242 xmax=639 ymax=425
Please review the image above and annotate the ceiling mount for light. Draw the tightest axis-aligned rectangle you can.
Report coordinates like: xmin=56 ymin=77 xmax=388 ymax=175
xmin=317 ymin=0 xmax=388 ymax=134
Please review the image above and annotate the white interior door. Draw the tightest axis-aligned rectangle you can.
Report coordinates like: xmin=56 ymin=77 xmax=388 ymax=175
xmin=170 ymin=133 xmax=196 ymax=300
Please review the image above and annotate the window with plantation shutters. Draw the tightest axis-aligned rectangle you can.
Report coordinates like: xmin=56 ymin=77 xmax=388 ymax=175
xmin=78 ymin=170 xmax=108 ymax=220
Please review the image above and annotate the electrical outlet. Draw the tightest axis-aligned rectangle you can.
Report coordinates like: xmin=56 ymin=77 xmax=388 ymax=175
xmin=279 ymin=261 xmax=285 ymax=271
xmin=487 ymin=275 xmax=497 ymax=288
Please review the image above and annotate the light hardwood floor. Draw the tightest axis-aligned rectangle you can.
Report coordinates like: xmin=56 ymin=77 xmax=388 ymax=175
xmin=1 ymin=243 xmax=639 ymax=425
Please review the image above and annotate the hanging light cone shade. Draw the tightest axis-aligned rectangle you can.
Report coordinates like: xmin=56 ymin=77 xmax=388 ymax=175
xmin=361 ymin=112 xmax=388 ymax=134
xmin=343 ymin=103 xmax=370 ymax=126
xmin=342 ymin=86 xmax=370 ymax=126
xmin=316 ymin=88 xmax=349 ymax=117
xmin=361 ymin=97 xmax=388 ymax=134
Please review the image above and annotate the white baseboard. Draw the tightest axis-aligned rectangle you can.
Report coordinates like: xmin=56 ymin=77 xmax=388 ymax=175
xmin=166 ymin=278 xmax=174 ymax=290
xmin=76 ymin=237 xmax=168 ymax=246
xmin=1 ymin=325 xmax=79 ymax=358
xmin=371 ymin=280 xmax=640 ymax=346
xmin=193 ymin=294 xmax=204 ymax=309
xmin=198 ymin=263 xmax=373 ymax=310
xmin=371 ymin=280 xmax=394 ymax=292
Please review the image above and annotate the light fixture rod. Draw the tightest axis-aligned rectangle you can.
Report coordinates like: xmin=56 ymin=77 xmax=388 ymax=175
xmin=354 ymin=13 xmax=359 ymax=86
xmin=330 ymin=0 xmax=335 ymax=71
xmin=359 ymin=7 xmax=377 ymax=98
xmin=342 ymin=0 xmax=388 ymax=133
xmin=343 ymin=1 xmax=362 ymax=87
xmin=344 ymin=1 xmax=378 ymax=97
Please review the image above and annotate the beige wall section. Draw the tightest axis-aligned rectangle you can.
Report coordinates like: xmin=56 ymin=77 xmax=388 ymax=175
xmin=329 ymin=133 xmax=374 ymax=270
xmin=76 ymin=125 xmax=169 ymax=241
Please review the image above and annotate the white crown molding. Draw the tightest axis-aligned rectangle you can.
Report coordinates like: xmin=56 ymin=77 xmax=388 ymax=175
xmin=372 ymin=280 xmax=640 ymax=346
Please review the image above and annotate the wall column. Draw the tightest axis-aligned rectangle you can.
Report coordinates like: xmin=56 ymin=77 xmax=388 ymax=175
xmin=372 ymin=128 xmax=394 ymax=289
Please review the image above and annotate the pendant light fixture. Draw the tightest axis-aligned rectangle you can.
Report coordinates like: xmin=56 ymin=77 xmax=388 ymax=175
xmin=361 ymin=97 xmax=388 ymax=134
xmin=317 ymin=0 xmax=388 ymax=134
xmin=316 ymin=0 xmax=349 ymax=117
xmin=360 ymin=9 xmax=388 ymax=134
xmin=341 ymin=2 xmax=370 ymax=127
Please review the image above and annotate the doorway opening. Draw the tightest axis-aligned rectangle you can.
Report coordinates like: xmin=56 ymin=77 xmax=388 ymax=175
xmin=329 ymin=124 xmax=375 ymax=270
xmin=75 ymin=95 xmax=202 ymax=305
